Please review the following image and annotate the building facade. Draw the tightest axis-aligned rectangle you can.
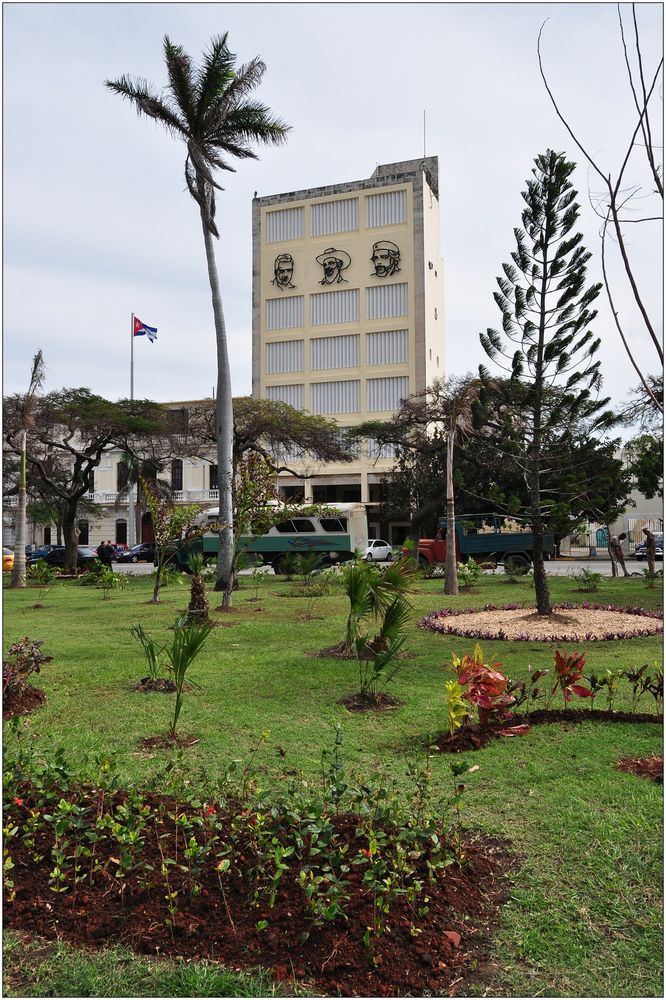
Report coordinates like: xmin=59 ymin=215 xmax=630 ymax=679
xmin=251 ymin=157 xmax=445 ymax=543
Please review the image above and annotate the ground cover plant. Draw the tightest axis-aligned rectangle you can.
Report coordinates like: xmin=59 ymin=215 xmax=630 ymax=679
xmin=2 ymin=569 xmax=663 ymax=997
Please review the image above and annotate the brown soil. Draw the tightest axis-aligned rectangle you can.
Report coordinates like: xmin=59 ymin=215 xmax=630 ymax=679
xmin=137 ymin=733 xmax=200 ymax=749
xmin=311 ymin=644 xmax=416 ymax=661
xmin=616 ymin=754 xmax=663 ymax=783
xmin=340 ymin=692 xmax=402 ymax=713
xmin=4 ymin=785 xmax=516 ymax=997
xmin=432 ymin=708 xmax=663 ymax=753
xmin=132 ymin=677 xmax=177 ymax=693
xmin=3 ymin=686 xmax=46 ymax=720
xmin=421 ymin=604 xmax=663 ymax=641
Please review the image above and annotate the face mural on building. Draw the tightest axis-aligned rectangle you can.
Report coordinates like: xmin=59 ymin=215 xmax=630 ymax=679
xmin=315 ymin=247 xmax=351 ymax=285
xmin=272 ymin=253 xmax=296 ymax=290
xmin=371 ymin=240 xmax=401 ymax=277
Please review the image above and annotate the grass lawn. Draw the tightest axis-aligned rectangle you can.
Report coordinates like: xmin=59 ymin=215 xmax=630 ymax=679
xmin=2 ymin=569 xmax=663 ymax=997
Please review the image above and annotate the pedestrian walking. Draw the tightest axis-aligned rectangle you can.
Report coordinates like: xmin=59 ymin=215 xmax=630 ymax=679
xmin=609 ymin=532 xmax=629 ymax=577
xmin=642 ymin=527 xmax=657 ymax=574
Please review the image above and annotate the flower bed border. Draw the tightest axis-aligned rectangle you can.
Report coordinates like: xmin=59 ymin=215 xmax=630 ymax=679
xmin=418 ymin=602 xmax=663 ymax=642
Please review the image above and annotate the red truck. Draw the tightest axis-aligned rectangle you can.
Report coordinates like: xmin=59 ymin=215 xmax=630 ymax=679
xmin=412 ymin=513 xmax=555 ymax=570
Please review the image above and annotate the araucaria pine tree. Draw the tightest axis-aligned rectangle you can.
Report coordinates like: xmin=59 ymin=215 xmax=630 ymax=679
xmin=477 ymin=150 xmax=616 ymax=614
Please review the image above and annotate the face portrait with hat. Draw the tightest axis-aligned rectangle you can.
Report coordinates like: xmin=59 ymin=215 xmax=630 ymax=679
xmin=272 ymin=252 xmax=296 ymax=290
xmin=315 ymin=247 xmax=351 ymax=285
xmin=371 ymin=240 xmax=401 ymax=277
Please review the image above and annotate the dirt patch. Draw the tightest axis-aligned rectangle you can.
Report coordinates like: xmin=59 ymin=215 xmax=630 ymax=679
xmin=311 ymin=644 xmax=416 ymax=661
xmin=4 ymin=784 xmax=516 ymax=998
xmin=132 ymin=677 xmax=177 ymax=694
xmin=616 ymin=754 xmax=663 ymax=783
xmin=431 ymin=708 xmax=662 ymax=753
xmin=420 ymin=602 xmax=663 ymax=642
xmin=340 ymin=692 xmax=402 ymax=713
xmin=3 ymin=686 xmax=46 ymax=720
xmin=137 ymin=733 xmax=200 ymax=749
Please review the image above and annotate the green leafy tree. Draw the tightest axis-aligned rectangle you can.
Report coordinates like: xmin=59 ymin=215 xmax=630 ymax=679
xmin=476 ymin=150 xmax=617 ymax=614
xmin=624 ymin=433 xmax=663 ymax=500
xmin=107 ymin=35 xmax=290 ymax=602
xmin=10 ymin=351 xmax=45 ymax=589
xmin=140 ymin=477 xmax=203 ymax=605
xmin=3 ymin=389 xmax=165 ymax=572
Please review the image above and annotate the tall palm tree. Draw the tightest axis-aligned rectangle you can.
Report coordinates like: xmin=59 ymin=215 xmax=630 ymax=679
xmin=106 ymin=35 xmax=290 ymax=604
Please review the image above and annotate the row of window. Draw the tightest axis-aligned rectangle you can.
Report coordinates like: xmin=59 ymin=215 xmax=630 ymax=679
xmin=266 ymin=283 xmax=408 ymax=331
xmin=266 ymin=376 xmax=409 ymax=416
xmin=266 ymin=190 xmax=407 ymax=243
xmin=266 ymin=330 xmax=408 ymax=374
xmin=275 ymin=435 xmax=397 ymax=462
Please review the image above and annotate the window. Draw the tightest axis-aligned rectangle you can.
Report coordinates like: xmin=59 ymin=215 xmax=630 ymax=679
xmin=117 ymin=461 xmax=129 ymax=493
xmin=77 ymin=520 xmax=89 ymax=545
xmin=267 ymin=295 xmax=304 ymax=330
xmin=166 ymin=408 xmax=188 ymax=433
xmin=292 ymin=519 xmax=315 ymax=532
xmin=366 ymin=329 xmax=408 ymax=365
xmin=311 ymin=334 xmax=360 ymax=370
xmin=320 ymin=518 xmax=347 ymax=532
xmin=366 ymin=190 xmax=407 ymax=227
xmin=115 ymin=519 xmax=127 ymax=544
xmin=171 ymin=459 xmax=183 ymax=491
xmin=366 ymin=376 xmax=409 ymax=412
xmin=209 ymin=464 xmax=218 ymax=490
xmin=311 ymin=288 xmax=359 ymax=326
xmin=366 ymin=283 xmax=408 ymax=320
xmin=266 ymin=206 xmax=304 ymax=242
xmin=266 ymin=384 xmax=304 ymax=409
xmin=43 ymin=526 xmax=52 ymax=544
xmin=275 ymin=519 xmax=296 ymax=533
xmin=311 ymin=198 xmax=358 ymax=236
xmin=267 ymin=340 xmax=304 ymax=374
xmin=311 ymin=380 xmax=360 ymax=415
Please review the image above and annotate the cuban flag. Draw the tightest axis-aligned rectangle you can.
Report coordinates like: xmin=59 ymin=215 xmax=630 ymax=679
xmin=133 ymin=316 xmax=158 ymax=343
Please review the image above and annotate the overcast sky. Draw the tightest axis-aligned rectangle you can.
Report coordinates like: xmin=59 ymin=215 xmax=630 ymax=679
xmin=3 ymin=2 xmax=663 ymax=424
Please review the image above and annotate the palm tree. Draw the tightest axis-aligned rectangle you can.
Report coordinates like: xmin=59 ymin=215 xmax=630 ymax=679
xmin=11 ymin=351 xmax=45 ymax=589
xmin=106 ymin=35 xmax=290 ymax=605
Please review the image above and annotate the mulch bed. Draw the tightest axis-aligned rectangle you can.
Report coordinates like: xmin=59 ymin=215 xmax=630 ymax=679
xmin=4 ymin=784 xmax=516 ymax=997
xmin=3 ymin=686 xmax=46 ymax=720
xmin=616 ymin=755 xmax=663 ymax=783
xmin=311 ymin=644 xmax=416 ymax=661
xmin=432 ymin=708 xmax=663 ymax=753
xmin=137 ymin=733 xmax=200 ymax=749
xmin=132 ymin=678 xmax=177 ymax=693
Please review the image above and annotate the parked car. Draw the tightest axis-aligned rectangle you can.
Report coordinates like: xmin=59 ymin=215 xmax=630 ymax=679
xmin=363 ymin=539 xmax=393 ymax=562
xmin=43 ymin=546 xmax=100 ymax=570
xmin=26 ymin=544 xmax=57 ymax=565
xmin=117 ymin=542 xmax=156 ymax=563
xmin=112 ymin=543 xmax=129 ymax=558
xmin=3 ymin=548 xmax=14 ymax=572
xmin=635 ymin=532 xmax=664 ymax=561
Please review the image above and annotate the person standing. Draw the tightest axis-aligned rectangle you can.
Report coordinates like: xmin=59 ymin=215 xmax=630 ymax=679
xmin=642 ymin=527 xmax=657 ymax=574
xmin=609 ymin=532 xmax=629 ymax=577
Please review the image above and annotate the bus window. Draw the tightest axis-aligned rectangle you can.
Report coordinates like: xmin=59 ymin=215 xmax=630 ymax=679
xmin=320 ymin=518 xmax=345 ymax=532
xmin=292 ymin=519 xmax=316 ymax=533
xmin=275 ymin=520 xmax=296 ymax=533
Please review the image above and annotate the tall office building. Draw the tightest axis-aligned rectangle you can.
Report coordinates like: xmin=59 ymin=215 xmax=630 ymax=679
xmin=251 ymin=157 xmax=444 ymax=542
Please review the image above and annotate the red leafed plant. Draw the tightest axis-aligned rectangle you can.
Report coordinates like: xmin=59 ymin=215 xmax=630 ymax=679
xmin=452 ymin=643 xmax=516 ymax=726
xmin=552 ymin=649 xmax=593 ymax=705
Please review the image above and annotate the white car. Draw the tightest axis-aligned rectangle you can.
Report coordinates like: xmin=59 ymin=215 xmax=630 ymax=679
xmin=363 ymin=539 xmax=393 ymax=562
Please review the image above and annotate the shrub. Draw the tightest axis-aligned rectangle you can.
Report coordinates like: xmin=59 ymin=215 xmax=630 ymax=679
xmin=551 ymin=649 xmax=592 ymax=706
xmin=503 ymin=560 xmax=531 ymax=583
xmin=2 ymin=637 xmax=52 ymax=711
xmin=571 ymin=567 xmax=604 ymax=592
xmin=451 ymin=643 xmax=515 ymax=726
xmin=456 ymin=558 xmax=484 ymax=589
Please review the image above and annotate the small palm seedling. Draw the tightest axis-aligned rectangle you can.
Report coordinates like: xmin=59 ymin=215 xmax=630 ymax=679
xmin=165 ymin=615 xmax=212 ymax=737
xmin=131 ymin=623 xmax=167 ymax=684
xmin=357 ymin=595 xmax=413 ymax=702
xmin=186 ymin=553 xmax=209 ymax=624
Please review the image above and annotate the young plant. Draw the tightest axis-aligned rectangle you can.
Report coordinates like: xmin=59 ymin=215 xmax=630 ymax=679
xmin=444 ymin=679 xmax=471 ymax=735
xmin=583 ymin=671 xmax=607 ymax=710
xmin=456 ymin=558 xmax=483 ymax=590
xmin=186 ymin=553 xmax=210 ymax=624
xmin=452 ymin=643 xmax=515 ymax=726
xmin=3 ymin=637 xmax=53 ymax=711
xmin=99 ymin=566 xmax=129 ymax=600
xmin=164 ymin=615 xmax=212 ymax=737
xmin=571 ymin=567 xmax=604 ymax=592
xmin=356 ymin=595 xmax=412 ymax=702
xmin=27 ymin=560 xmax=57 ymax=607
xmin=622 ymin=664 xmax=650 ymax=713
xmin=448 ymin=760 xmax=479 ymax=863
xmin=551 ymin=649 xmax=592 ymax=706
xmin=602 ymin=667 xmax=623 ymax=712
xmin=130 ymin=622 xmax=166 ymax=682
xmin=646 ymin=664 xmax=663 ymax=713
xmin=503 ymin=560 xmax=530 ymax=584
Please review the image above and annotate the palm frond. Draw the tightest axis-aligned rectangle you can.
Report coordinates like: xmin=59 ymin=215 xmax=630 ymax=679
xmin=163 ymin=37 xmax=198 ymax=127
xmin=105 ymin=76 xmax=186 ymax=138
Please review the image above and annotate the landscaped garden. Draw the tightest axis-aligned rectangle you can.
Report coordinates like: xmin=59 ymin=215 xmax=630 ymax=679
xmin=2 ymin=565 xmax=663 ymax=997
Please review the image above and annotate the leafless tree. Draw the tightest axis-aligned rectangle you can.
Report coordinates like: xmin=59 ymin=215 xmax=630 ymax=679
xmin=538 ymin=4 xmax=663 ymax=414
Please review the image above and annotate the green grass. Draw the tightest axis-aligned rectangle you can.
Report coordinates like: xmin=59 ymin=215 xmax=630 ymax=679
xmin=3 ymin=570 xmax=663 ymax=997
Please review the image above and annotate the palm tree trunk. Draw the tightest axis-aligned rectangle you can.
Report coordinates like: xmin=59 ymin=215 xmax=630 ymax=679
xmin=10 ymin=432 xmax=28 ymax=589
xmin=63 ymin=501 xmax=79 ymax=573
xmin=199 ymin=214 xmax=235 ymax=605
xmin=444 ymin=428 xmax=458 ymax=595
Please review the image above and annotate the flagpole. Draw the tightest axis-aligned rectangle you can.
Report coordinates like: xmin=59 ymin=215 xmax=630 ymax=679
xmin=128 ymin=313 xmax=135 ymax=548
